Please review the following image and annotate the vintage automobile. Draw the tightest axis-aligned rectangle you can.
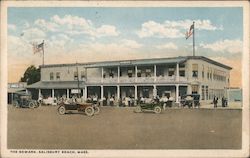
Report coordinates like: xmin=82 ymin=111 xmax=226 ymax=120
xmin=134 ymin=99 xmax=163 ymax=114
xmin=57 ymin=101 xmax=100 ymax=116
xmin=180 ymin=94 xmax=200 ymax=108
xmin=13 ymin=92 xmax=39 ymax=108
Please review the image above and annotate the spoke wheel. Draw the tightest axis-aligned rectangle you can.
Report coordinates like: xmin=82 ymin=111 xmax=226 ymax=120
xmin=134 ymin=106 xmax=142 ymax=113
xmin=29 ymin=102 xmax=35 ymax=108
xmin=94 ymin=106 xmax=100 ymax=115
xmin=58 ymin=106 xmax=66 ymax=115
xmin=154 ymin=106 xmax=162 ymax=114
xmin=85 ymin=106 xmax=94 ymax=116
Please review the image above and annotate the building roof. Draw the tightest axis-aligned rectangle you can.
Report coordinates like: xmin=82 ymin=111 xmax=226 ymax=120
xmin=40 ymin=56 xmax=232 ymax=70
xmin=27 ymin=81 xmax=86 ymax=89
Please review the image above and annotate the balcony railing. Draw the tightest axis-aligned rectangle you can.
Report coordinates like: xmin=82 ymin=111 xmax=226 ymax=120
xmin=156 ymin=76 xmax=176 ymax=82
xmin=136 ymin=77 xmax=154 ymax=83
xmin=103 ymin=77 xmax=118 ymax=83
xmin=119 ymin=77 xmax=135 ymax=83
xmin=86 ymin=76 xmax=188 ymax=84
xmin=86 ymin=77 xmax=102 ymax=83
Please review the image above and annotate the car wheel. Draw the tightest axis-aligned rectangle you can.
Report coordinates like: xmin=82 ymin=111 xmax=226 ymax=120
xmin=154 ymin=106 xmax=162 ymax=114
xmin=85 ymin=106 xmax=94 ymax=116
xmin=29 ymin=102 xmax=35 ymax=108
xmin=134 ymin=106 xmax=142 ymax=113
xmin=94 ymin=106 xmax=100 ymax=115
xmin=13 ymin=101 xmax=19 ymax=108
xmin=58 ymin=106 xmax=66 ymax=115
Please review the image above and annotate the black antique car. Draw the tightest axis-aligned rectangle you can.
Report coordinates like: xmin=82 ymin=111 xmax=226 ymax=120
xmin=134 ymin=99 xmax=163 ymax=114
xmin=13 ymin=92 xmax=39 ymax=108
xmin=180 ymin=94 xmax=200 ymax=108
xmin=58 ymin=101 xmax=100 ymax=116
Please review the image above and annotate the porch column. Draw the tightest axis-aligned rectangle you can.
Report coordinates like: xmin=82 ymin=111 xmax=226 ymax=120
xmin=187 ymin=85 xmax=192 ymax=94
xmin=84 ymin=86 xmax=87 ymax=100
xmin=101 ymin=85 xmax=104 ymax=101
xmin=117 ymin=85 xmax=120 ymax=100
xmin=176 ymin=63 xmax=179 ymax=82
xmin=52 ymin=89 xmax=55 ymax=99
xmin=153 ymin=85 xmax=157 ymax=98
xmin=135 ymin=65 xmax=138 ymax=82
xmin=176 ymin=84 xmax=179 ymax=103
xmin=85 ymin=67 xmax=88 ymax=82
xmin=134 ymin=85 xmax=138 ymax=100
xmin=154 ymin=65 xmax=157 ymax=82
xmin=67 ymin=89 xmax=69 ymax=99
xmin=118 ymin=66 xmax=120 ymax=83
xmin=101 ymin=67 xmax=104 ymax=83
xmin=38 ymin=89 xmax=41 ymax=98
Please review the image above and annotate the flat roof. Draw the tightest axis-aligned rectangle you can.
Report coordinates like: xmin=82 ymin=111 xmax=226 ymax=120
xmin=40 ymin=56 xmax=232 ymax=70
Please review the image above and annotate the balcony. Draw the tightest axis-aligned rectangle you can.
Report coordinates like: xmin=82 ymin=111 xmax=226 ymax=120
xmin=103 ymin=77 xmax=118 ymax=83
xmin=156 ymin=76 xmax=176 ymax=82
xmin=136 ymin=77 xmax=154 ymax=83
xmin=119 ymin=77 xmax=135 ymax=83
xmin=86 ymin=76 xmax=188 ymax=84
xmin=86 ymin=77 xmax=102 ymax=83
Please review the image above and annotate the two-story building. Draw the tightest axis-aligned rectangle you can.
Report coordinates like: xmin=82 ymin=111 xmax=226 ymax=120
xmin=27 ymin=56 xmax=232 ymax=105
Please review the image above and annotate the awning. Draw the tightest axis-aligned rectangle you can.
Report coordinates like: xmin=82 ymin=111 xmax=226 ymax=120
xmin=8 ymin=88 xmax=26 ymax=93
xmin=27 ymin=81 xmax=86 ymax=89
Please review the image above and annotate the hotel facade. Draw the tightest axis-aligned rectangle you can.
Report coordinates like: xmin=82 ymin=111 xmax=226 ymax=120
xmin=27 ymin=56 xmax=232 ymax=105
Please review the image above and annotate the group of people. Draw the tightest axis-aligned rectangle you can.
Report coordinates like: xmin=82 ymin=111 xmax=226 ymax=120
xmin=213 ymin=96 xmax=227 ymax=108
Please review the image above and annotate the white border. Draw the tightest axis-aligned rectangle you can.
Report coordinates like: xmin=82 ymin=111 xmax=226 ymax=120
xmin=1 ymin=1 xmax=249 ymax=158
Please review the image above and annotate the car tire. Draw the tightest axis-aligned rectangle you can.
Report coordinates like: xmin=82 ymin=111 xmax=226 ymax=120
xmin=13 ymin=101 xmax=19 ymax=108
xmin=154 ymin=106 xmax=162 ymax=114
xmin=58 ymin=106 xmax=66 ymax=115
xmin=29 ymin=102 xmax=35 ymax=108
xmin=85 ymin=106 xmax=94 ymax=116
xmin=94 ymin=106 xmax=100 ymax=115
xmin=134 ymin=106 xmax=142 ymax=113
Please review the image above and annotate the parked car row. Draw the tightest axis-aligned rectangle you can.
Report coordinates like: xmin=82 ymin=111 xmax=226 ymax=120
xmin=11 ymin=92 xmax=201 ymax=115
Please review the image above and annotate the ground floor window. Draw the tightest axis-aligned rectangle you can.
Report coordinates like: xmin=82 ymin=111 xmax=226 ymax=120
xmin=191 ymin=85 xmax=199 ymax=94
xmin=201 ymin=85 xmax=205 ymax=100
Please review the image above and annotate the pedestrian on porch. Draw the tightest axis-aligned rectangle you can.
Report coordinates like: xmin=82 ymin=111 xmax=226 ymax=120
xmin=213 ymin=96 xmax=218 ymax=108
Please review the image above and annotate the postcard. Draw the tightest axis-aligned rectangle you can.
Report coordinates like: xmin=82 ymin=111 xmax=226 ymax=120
xmin=1 ymin=1 xmax=249 ymax=158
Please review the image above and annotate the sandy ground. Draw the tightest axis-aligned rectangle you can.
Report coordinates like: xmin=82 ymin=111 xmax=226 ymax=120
xmin=7 ymin=105 xmax=242 ymax=149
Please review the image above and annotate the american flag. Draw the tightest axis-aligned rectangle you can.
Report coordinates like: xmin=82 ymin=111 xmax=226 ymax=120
xmin=33 ymin=41 xmax=44 ymax=54
xmin=185 ymin=24 xmax=194 ymax=40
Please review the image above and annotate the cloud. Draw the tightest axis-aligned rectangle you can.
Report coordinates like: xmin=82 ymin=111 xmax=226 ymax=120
xmin=156 ymin=42 xmax=178 ymax=50
xmin=137 ymin=19 xmax=222 ymax=38
xmin=200 ymin=39 xmax=242 ymax=54
xmin=34 ymin=19 xmax=59 ymax=32
xmin=8 ymin=24 xmax=16 ymax=31
xmin=21 ymin=27 xmax=47 ymax=42
xmin=137 ymin=21 xmax=183 ymax=38
xmin=35 ymin=14 xmax=119 ymax=38
xmin=121 ymin=39 xmax=143 ymax=49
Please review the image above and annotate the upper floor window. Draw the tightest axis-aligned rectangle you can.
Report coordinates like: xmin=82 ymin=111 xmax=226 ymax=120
xmin=192 ymin=64 xmax=198 ymax=78
xmin=56 ymin=72 xmax=60 ymax=80
xmin=168 ymin=68 xmax=175 ymax=76
xmin=50 ymin=72 xmax=54 ymax=80
xmin=202 ymin=65 xmax=204 ymax=78
xmin=137 ymin=69 xmax=142 ymax=77
xmin=179 ymin=67 xmax=185 ymax=77
xmin=81 ymin=71 xmax=85 ymax=80
xmin=145 ymin=69 xmax=151 ymax=77
xmin=128 ymin=69 xmax=133 ymax=78
xmin=74 ymin=71 xmax=78 ymax=80
xmin=109 ymin=69 xmax=114 ymax=78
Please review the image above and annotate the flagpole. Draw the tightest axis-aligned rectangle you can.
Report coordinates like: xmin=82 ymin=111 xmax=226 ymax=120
xmin=193 ymin=21 xmax=195 ymax=56
xmin=42 ymin=40 xmax=45 ymax=65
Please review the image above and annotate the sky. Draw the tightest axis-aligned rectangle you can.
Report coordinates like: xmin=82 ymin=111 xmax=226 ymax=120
xmin=7 ymin=7 xmax=243 ymax=87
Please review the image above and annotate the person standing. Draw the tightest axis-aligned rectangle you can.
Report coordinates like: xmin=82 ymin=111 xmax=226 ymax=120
xmin=213 ymin=96 xmax=218 ymax=108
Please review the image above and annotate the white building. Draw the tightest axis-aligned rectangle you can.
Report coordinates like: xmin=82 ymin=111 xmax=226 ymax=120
xmin=27 ymin=56 xmax=231 ymax=105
